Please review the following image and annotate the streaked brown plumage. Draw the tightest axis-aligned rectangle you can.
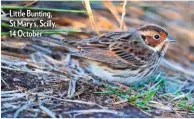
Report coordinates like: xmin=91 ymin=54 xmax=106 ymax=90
xmin=59 ymin=24 xmax=176 ymax=97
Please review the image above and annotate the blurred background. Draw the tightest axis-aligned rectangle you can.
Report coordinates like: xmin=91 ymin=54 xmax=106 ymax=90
xmin=1 ymin=1 xmax=194 ymax=118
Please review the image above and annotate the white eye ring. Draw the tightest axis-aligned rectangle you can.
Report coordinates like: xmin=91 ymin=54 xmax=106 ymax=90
xmin=153 ymin=34 xmax=160 ymax=40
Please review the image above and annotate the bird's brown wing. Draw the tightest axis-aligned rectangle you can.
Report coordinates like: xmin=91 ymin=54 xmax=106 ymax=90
xmin=69 ymin=32 xmax=156 ymax=69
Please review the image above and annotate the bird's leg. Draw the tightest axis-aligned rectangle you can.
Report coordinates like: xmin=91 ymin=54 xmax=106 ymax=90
xmin=65 ymin=54 xmax=76 ymax=98
xmin=67 ymin=77 xmax=78 ymax=98
xmin=64 ymin=54 xmax=72 ymax=72
xmin=65 ymin=54 xmax=87 ymax=98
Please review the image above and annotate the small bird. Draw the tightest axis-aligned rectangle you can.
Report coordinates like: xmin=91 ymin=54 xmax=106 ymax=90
xmin=58 ymin=24 xmax=176 ymax=97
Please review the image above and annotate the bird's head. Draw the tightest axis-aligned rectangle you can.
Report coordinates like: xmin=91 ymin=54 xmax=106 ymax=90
xmin=138 ymin=24 xmax=175 ymax=55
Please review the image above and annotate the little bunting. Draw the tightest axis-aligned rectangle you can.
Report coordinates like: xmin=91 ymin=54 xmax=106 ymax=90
xmin=45 ymin=24 xmax=176 ymax=97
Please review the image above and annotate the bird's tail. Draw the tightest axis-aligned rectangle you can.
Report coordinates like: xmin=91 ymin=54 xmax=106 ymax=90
xmin=32 ymin=36 xmax=79 ymax=53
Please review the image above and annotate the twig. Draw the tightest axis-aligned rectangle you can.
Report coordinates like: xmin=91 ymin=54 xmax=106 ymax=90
xmin=1 ymin=92 xmax=26 ymax=98
xmin=171 ymin=93 xmax=189 ymax=101
xmin=175 ymin=80 xmax=188 ymax=93
xmin=1 ymin=90 xmax=20 ymax=95
xmin=31 ymin=92 xmax=104 ymax=108
xmin=161 ymin=59 xmax=194 ymax=80
xmin=2 ymin=103 xmax=20 ymax=109
xmin=39 ymin=104 xmax=56 ymax=118
xmin=148 ymin=101 xmax=173 ymax=111
xmin=1 ymin=78 xmax=11 ymax=89
xmin=1 ymin=66 xmax=51 ymax=75
xmin=1 ymin=51 xmax=29 ymax=59
xmin=1 ymin=57 xmax=27 ymax=66
xmin=1 ymin=96 xmax=26 ymax=102
xmin=14 ymin=99 xmax=33 ymax=118
xmin=1 ymin=108 xmax=18 ymax=114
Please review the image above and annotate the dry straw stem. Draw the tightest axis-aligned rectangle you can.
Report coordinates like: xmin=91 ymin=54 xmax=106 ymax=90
xmin=39 ymin=104 xmax=56 ymax=118
xmin=103 ymin=1 xmax=127 ymax=31
xmin=83 ymin=0 xmax=100 ymax=35
xmin=120 ymin=0 xmax=127 ymax=31
xmin=24 ymin=0 xmax=38 ymax=7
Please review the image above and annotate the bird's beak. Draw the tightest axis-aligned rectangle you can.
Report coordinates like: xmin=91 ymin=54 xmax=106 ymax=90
xmin=165 ymin=36 xmax=176 ymax=42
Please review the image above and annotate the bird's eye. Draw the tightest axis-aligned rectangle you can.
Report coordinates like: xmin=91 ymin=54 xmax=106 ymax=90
xmin=153 ymin=34 xmax=160 ymax=40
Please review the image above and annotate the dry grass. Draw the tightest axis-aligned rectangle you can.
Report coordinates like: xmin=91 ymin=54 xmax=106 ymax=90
xmin=83 ymin=0 xmax=100 ymax=35
xmin=103 ymin=1 xmax=127 ymax=31
xmin=120 ymin=0 xmax=127 ymax=31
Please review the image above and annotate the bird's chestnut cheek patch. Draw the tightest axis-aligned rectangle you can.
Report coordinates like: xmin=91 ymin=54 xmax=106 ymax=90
xmin=145 ymin=37 xmax=162 ymax=47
